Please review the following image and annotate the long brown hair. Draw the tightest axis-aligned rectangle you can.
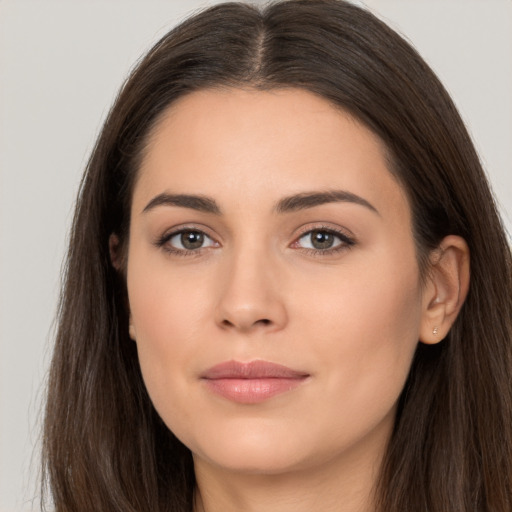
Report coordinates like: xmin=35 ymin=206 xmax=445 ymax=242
xmin=42 ymin=1 xmax=512 ymax=510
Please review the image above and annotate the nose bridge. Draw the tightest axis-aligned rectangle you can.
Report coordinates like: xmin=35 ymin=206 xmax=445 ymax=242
xmin=215 ymin=236 xmax=287 ymax=332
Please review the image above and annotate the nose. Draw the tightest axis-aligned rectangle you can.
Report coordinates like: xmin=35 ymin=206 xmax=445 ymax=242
xmin=214 ymin=246 xmax=288 ymax=334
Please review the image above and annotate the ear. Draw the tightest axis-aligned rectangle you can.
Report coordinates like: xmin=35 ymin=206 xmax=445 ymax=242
xmin=128 ymin=314 xmax=137 ymax=341
xmin=419 ymin=235 xmax=470 ymax=344
xmin=109 ymin=233 xmax=136 ymax=340
xmin=109 ymin=233 xmax=123 ymax=271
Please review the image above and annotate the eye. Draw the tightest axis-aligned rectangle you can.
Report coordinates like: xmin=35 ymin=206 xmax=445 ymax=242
xmin=294 ymin=228 xmax=355 ymax=252
xmin=157 ymin=229 xmax=217 ymax=254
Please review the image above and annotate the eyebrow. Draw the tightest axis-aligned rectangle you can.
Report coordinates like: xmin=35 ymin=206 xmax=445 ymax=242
xmin=275 ymin=190 xmax=379 ymax=215
xmin=142 ymin=190 xmax=379 ymax=216
xmin=142 ymin=193 xmax=221 ymax=215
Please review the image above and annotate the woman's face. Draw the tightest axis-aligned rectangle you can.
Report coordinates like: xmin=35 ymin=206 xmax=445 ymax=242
xmin=127 ymin=88 xmax=429 ymax=475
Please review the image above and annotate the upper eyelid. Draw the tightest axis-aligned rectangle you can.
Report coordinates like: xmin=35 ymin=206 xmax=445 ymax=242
xmin=168 ymin=229 xmax=215 ymax=242
xmin=294 ymin=223 xmax=355 ymax=240
xmin=159 ymin=224 xmax=217 ymax=240
xmin=295 ymin=230 xmax=354 ymax=246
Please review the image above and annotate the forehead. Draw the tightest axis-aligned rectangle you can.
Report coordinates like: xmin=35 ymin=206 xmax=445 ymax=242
xmin=133 ymin=87 xmax=409 ymax=221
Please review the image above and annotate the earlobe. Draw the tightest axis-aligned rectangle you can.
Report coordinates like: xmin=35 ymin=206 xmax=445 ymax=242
xmin=419 ymin=235 xmax=470 ymax=344
xmin=129 ymin=322 xmax=137 ymax=341
xmin=128 ymin=313 xmax=137 ymax=341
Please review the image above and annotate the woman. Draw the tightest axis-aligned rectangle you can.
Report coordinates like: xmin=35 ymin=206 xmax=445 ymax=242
xmin=42 ymin=1 xmax=512 ymax=511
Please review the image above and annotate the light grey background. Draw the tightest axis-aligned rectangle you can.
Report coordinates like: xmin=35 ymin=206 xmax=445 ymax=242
xmin=1 ymin=1 xmax=511 ymax=510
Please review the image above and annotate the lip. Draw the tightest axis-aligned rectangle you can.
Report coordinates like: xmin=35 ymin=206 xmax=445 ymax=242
xmin=201 ymin=360 xmax=310 ymax=404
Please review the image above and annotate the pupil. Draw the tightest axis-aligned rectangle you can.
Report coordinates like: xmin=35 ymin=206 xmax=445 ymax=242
xmin=181 ymin=231 xmax=204 ymax=250
xmin=311 ymin=230 xmax=333 ymax=249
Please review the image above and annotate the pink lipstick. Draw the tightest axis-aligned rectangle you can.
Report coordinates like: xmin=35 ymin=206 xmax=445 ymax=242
xmin=201 ymin=360 xmax=309 ymax=404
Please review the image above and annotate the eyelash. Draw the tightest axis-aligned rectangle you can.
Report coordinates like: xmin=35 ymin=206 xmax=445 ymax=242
xmin=154 ymin=226 xmax=217 ymax=258
xmin=293 ymin=226 xmax=356 ymax=256
xmin=154 ymin=225 xmax=356 ymax=257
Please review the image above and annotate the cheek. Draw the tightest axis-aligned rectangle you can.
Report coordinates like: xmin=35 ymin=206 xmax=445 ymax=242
xmin=293 ymin=251 xmax=423 ymax=421
xmin=127 ymin=239 xmax=215 ymax=342
xmin=126 ymin=251 xmax=212 ymax=414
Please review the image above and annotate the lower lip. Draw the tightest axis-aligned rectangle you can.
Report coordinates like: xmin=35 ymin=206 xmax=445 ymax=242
xmin=202 ymin=377 xmax=307 ymax=404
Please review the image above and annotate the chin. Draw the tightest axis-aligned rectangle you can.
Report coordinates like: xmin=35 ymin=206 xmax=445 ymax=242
xmin=195 ymin=441 xmax=312 ymax=475
xmin=177 ymin=416 xmax=341 ymax=476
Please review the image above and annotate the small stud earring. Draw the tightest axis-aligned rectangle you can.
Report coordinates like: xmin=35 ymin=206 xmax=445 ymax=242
xmin=432 ymin=326 xmax=439 ymax=336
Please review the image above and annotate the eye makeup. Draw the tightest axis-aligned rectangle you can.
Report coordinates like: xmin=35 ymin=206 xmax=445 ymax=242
xmin=153 ymin=222 xmax=356 ymax=259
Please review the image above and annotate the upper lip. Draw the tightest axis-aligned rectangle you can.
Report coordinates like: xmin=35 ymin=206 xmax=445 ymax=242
xmin=201 ymin=360 xmax=309 ymax=379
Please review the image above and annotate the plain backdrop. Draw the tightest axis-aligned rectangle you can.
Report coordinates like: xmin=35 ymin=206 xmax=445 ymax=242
xmin=0 ymin=1 xmax=511 ymax=510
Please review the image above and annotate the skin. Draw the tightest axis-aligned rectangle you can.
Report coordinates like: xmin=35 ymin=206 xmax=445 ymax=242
xmin=124 ymin=88 xmax=469 ymax=512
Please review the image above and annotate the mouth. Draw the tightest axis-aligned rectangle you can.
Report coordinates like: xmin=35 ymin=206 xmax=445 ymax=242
xmin=200 ymin=360 xmax=310 ymax=404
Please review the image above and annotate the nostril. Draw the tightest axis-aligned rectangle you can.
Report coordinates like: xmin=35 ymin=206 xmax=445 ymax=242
xmin=220 ymin=317 xmax=272 ymax=329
